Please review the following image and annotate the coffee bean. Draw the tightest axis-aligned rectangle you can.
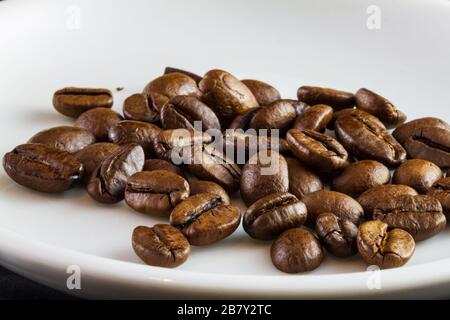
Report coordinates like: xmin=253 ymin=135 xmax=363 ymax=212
xmin=355 ymin=88 xmax=406 ymax=128
xmin=393 ymin=159 xmax=443 ymax=194
xmin=357 ymin=184 xmax=418 ymax=216
xmin=243 ymin=192 xmax=307 ymax=240
xmin=241 ymin=79 xmax=281 ymax=106
xmin=170 ymin=193 xmax=241 ymax=245
xmin=393 ymin=117 xmax=450 ymax=145
xmin=332 ymin=160 xmax=390 ymax=197
xmin=315 ymin=212 xmax=358 ymax=257
xmin=240 ymin=150 xmax=289 ymax=206
xmin=271 ymin=228 xmax=323 ymax=273
xmin=327 ymin=108 xmax=385 ymax=130
xmin=108 ymin=120 xmax=161 ymax=157
xmin=357 ymin=220 xmax=415 ymax=269
xmin=125 ymin=170 xmax=189 ymax=216
xmin=75 ymin=142 xmax=120 ymax=184
xmin=302 ymin=190 xmax=364 ymax=225
xmin=373 ymin=194 xmax=446 ymax=241
xmin=188 ymin=143 xmax=241 ymax=193
xmin=427 ymin=177 xmax=450 ymax=218
xmin=53 ymin=87 xmax=113 ymax=118
xmin=248 ymin=99 xmax=297 ymax=133
xmin=74 ymin=107 xmax=123 ymax=141
xmin=335 ymin=112 xmax=406 ymax=166
xmin=28 ymin=126 xmax=95 ymax=153
xmin=143 ymin=159 xmax=184 ymax=177
xmin=286 ymin=128 xmax=350 ymax=173
xmin=403 ymin=127 xmax=450 ymax=168
xmin=297 ymin=86 xmax=355 ymax=110
xmin=3 ymin=143 xmax=83 ymax=193
xmin=160 ymin=95 xmax=221 ymax=131
xmin=143 ymin=72 xmax=201 ymax=100
xmin=87 ymin=143 xmax=145 ymax=203
xmin=122 ymin=93 xmax=161 ymax=123
xmin=189 ymin=180 xmax=230 ymax=205
xmin=164 ymin=66 xmax=202 ymax=84
xmin=228 ymin=108 xmax=259 ymax=130
xmin=199 ymin=69 xmax=259 ymax=126
xmin=132 ymin=224 xmax=190 ymax=268
xmin=285 ymin=157 xmax=323 ymax=199
xmin=293 ymin=104 xmax=333 ymax=133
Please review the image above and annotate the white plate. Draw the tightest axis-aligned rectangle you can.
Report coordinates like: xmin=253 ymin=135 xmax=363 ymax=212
xmin=0 ymin=0 xmax=449 ymax=299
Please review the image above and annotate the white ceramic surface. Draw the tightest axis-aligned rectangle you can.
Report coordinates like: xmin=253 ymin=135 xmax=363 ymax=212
xmin=0 ymin=0 xmax=449 ymax=299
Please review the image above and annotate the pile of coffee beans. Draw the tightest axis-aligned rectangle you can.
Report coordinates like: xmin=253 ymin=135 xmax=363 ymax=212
xmin=3 ymin=67 xmax=449 ymax=273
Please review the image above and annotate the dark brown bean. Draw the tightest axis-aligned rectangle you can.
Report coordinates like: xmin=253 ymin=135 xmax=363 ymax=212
xmin=53 ymin=87 xmax=113 ymax=118
xmin=122 ymin=93 xmax=161 ymax=123
xmin=327 ymin=108 xmax=385 ymax=130
xmin=293 ymin=104 xmax=333 ymax=132
xmin=132 ymin=224 xmax=190 ymax=268
xmin=74 ymin=107 xmax=123 ymax=141
xmin=243 ymin=192 xmax=307 ymax=240
xmin=427 ymin=177 xmax=450 ymax=218
xmin=393 ymin=159 xmax=443 ymax=194
xmin=241 ymin=79 xmax=281 ymax=106
xmin=189 ymin=180 xmax=230 ymax=205
xmin=286 ymin=129 xmax=350 ymax=173
xmin=125 ymin=170 xmax=189 ymax=216
xmin=170 ymin=193 xmax=241 ymax=245
xmin=297 ymin=86 xmax=355 ymax=110
xmin=143 ymin=159 xmax=184 ymax=177
xmin=271 ymin=228 xmax=323 ymax=273
xmin=248 ymin=99 xmax=297 ymax=133
xmin=164 ymin=66 xmax=202 ymax=84
xmin=285 ymin=157 xmax=323 ymax=199
xmin=315 ymin=212 xmax=358 ymax=258
xmin=28 ymin=126 xmax=95 ymax=153
xmin=87 ymin=144 xmax=145 ymax=203
xmin=357 ymin=220 xmax=415 ymax=269
xmin=228 ymin=108 xmax=260 ymax=130
xmin=143 ymin=72 xmax=201 ymax=100
xmin=393 ymin=117 xmax=450 ymax=145
xmin=332 ymin=160 xmax=390 ymax=197
xmin=3 ymin=144 xmax=83 ymax=193
xmin=355 ymin=88 xmax=406 ymax=128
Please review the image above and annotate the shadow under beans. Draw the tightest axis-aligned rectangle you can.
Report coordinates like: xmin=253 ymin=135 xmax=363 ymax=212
xmin=22 ymin=108 xmax=73 ymax=126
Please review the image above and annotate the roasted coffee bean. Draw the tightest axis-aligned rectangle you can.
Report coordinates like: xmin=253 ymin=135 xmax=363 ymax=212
xmin=53 ymin=87 xmax=113 ymax=118
xmin=87 ymin=144 xmax=145 ymax=203
xmin=154 ymin=128 xmax=212 ymax=161
xmin=125 ymin=170 xmax=189 ymax=216
xmin=357 ymin=220 xmax=415 ymax=269
xmin=335 ymin=112 xmax=406 ymax=166
xmin=403 ymin=127 xmax=450 ymax=168
xmin=285 ymin=157 xmax=322 ymax=199
xmin=132 ymin=224 xmax=190 ymax=268
xmin=372 ymin=194 xmax=446 ymax=241
xmin=393 ymin=159 xmax=443 ymax=193
xmin=427 ymin=177 xmax=450 ymax=218
xmin=302 ymin=190 xmax=363 ymax=225
xmin=222 ymin=130 xmax=290 ymax=164
xmin=75 ymin=142 xmax=120 ymax=184
xmin=327 ymin=108 xmax=386 ymax=130
xmin=355 ymin=88 xmax=406 ymax=128
xmin=332 ymin=160 xmax=390 ymax=197
xmin=228 ymin=108 xmax=259 ymax=130
xmin=122 ymin=93 xmax=161 ymax=123
xmin=297 ymin=86 xmax=355 ymax=110
xmin=143 ymin=72 xmax=201 ymax=100
xmin=240 ymin=150 xmax=289 ymax=206
xmin=160 ymin=95 xmax=221 ymax=131
xmin=393 ymin=117 xmax=450 ymax=145
xmin=294 ymin=101 xmax=310 ymax=115
xmin=271 ymin=228 xmax=323 ymax=273
xmin=3 ymin=143 xmax=83 ymax=193
xmin=241 ymin=79 xmax=281 ymax=106
xmin=293 ymin=104 xmax=333 ymax=132
xmin=108 ymin=120 xmax=161 ymax=157
xmin=170 ymin=193 xmax=241 ymax=245
xmin=315 ymin=212 xmax=358 ymax=257
xmin=357 ymin=184 xmax=418 ymax=216
xmin=189 ymin=180 xmax=230 ymax=205
xmin=286 ymin=129 xmax=349 ymax=173
xmin=248 ymin=99 xmax=297 ymax=133
xmin=188 ymin=143 xmax=241 ymax=193
xmin=74 ymin=107 xmax=123 ymax=141
xmin=199 ymin=69 xmax=259 ymax=126
xmin=28 ymin=126 xmax=95 ymax=153
xmin=243 ymin=192 xmax=307 ymax=240
xmin=143 ymin=159 xmax=184 ymax=177
xmin=164 ymin=66 xmax=202 ymax=84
